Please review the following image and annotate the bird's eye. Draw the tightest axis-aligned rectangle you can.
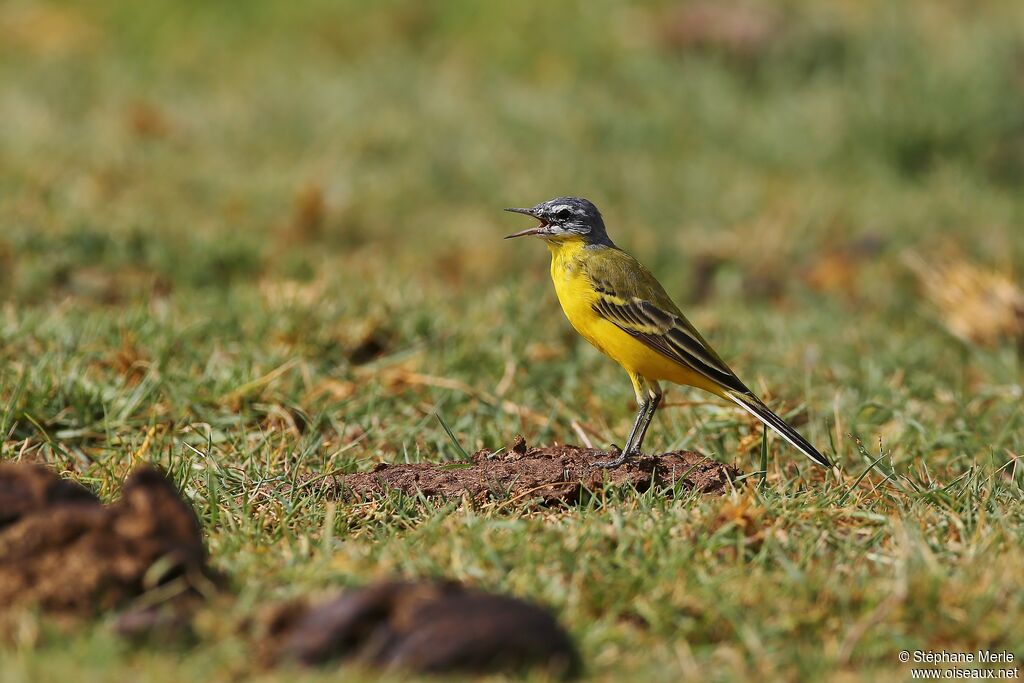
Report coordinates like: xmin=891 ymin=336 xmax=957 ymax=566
xmin=555 ymin=208 xmax=572 ymax=220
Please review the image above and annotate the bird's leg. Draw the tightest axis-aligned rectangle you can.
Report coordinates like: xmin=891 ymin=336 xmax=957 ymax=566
xmin=628 ymin=387 xmax=662 ymax=456
xmin=594 ymin=376 xmax=662 ymax=469
xmin=593 ymin=399 xmax=649 ymax=468
xmin=623 ymin=398 xmax=654 ymax=455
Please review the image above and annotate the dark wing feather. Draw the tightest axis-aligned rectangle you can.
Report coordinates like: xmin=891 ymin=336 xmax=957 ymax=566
xmin=585 ymin=248 xmax=750 ymax=395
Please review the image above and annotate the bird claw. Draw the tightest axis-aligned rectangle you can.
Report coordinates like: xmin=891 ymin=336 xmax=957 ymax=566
xmin=592 ymin=445 xmax=631 ymax=469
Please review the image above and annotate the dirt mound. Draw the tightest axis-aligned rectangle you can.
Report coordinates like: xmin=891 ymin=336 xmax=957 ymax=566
xmin=0 ymin=462 xmax=99 ymax=529
xmin=0 ymin=463 xmax=217 ymax=625
xmin=331 ymin=439 xmax=738 ymax=505
xmin=259 ymin=580 xmax=579 ymax=678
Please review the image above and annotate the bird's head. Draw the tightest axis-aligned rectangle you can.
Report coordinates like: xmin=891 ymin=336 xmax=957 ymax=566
xmin=504 ymin=197 xmax=612 ymax=246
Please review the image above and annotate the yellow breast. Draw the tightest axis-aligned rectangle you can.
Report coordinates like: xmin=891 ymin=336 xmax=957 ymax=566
xmin=548 ymin=240 xmax=615 ymax=356
xmin=547 ymin=240 xmax=710 ymax=389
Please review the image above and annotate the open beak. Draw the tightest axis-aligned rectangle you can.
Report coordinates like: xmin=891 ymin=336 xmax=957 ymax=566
xmin=503 ymin=207 xmax=548 ymax=239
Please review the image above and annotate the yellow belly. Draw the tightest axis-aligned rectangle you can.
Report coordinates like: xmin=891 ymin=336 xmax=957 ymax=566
xmin=548 ymin=243 xmax=718 ymax=393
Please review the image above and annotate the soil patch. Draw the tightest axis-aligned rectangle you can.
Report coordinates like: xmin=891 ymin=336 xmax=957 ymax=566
xmin=330 ymin=439 xmax=739 ymax=505
xmin=0 ymin=463 xmax=218 ymax=628
xmin=259 ymin=580 xmax=579 ymax=678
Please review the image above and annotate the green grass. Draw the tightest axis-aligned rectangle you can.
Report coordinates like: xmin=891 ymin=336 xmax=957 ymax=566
xmin=2 ymin=0 xmax=1024 ymax=680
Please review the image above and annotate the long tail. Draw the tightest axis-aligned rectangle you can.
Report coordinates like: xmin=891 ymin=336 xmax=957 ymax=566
xmin=726 ymin=391 xmax=832 ymax=468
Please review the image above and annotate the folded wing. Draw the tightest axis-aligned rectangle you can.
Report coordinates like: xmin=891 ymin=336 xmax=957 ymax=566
xmin=584 ymin=248 xmax=749 ymax=395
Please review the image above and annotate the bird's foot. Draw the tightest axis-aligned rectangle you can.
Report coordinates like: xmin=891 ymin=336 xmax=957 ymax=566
xmin=592 ymin=445 xmax=632 ymax=469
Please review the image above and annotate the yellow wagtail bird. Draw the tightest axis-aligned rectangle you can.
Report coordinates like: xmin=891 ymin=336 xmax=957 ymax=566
xmin=504 ymin=196 xmax=831 ymax=469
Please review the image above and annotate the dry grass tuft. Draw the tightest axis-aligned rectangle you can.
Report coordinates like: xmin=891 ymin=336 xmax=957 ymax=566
xmin=904 ymin=250 xmax=1024 ymax=349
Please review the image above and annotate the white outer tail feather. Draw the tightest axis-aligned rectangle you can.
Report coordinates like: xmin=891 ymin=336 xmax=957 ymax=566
xmin=727 ymin=392 xmax=832 ymax=468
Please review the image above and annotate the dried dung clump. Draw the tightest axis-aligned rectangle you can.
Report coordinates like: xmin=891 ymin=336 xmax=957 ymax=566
xmin=0 ymin=462 xmax=99 ymax=528
xmin=0 ymin=463 xmax=217 ymax=626
xmin=331 ymin=441 xmax=738 ymax=505
xmin=259 ymin=580 xmax=579 ymax=678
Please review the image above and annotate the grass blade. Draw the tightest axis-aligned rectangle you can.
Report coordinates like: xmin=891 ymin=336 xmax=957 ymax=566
xmin=435 ymin=411 xmax=470 ymax=461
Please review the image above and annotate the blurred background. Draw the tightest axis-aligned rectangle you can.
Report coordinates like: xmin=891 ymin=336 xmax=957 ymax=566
xmin=5 ymin=5 xmax=1024 ymax=679
xmin=1 ymin=0 xmax=1022 ymax=469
